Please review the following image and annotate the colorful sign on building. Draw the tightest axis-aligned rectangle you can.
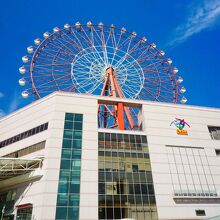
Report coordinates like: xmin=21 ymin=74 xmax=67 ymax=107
xmin=170 ymin=118 xmax=190 ymax=135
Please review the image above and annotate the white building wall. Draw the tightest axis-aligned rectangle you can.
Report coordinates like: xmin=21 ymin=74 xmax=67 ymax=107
xmin=142 ymin=103 xmax=220 ymax=219
xmin=0 ymin=93 xmax=99 ymax=220
xmin=0 ymin=92 xmax=220 ymax=220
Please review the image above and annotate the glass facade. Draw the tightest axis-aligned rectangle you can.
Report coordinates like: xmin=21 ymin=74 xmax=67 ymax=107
xmin=4 ymin=141 xmax=45 ymax=158
xmin=208 ymin=126 xmax=220 ymax=140
xmin=16 ymin=207 xmax=32 ymax=220
xmin=55 ymin=113 xmax=83 ymax=220
xmin=0 ymin=189 xmax=16 ymax=218
xmin=98 ymin=132 xmax=158 ymax=220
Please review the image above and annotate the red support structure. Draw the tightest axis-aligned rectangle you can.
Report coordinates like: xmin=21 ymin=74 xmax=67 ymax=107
xmin=98 ymin=67 xmax=135 ymax=130
xmin=117 ymin=102 xmax=125 ymax=130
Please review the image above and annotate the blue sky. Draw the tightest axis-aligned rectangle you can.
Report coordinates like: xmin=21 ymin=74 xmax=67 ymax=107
xmin=0 ymin=0 xmax=220 ymax=118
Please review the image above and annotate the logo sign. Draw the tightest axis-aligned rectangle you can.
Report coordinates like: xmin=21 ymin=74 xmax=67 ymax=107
xmin=170 ymin=118 xmax=190 ymax=135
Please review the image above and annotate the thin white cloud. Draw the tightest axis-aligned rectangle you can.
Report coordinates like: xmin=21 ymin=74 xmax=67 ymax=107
xmin=0 ymin=91 xmax=20 ymax=118
xmin=8 ymin=91 xmax=20 ymax=113
xmin=0 ymin=92 xmax=5 ymax=118
xmin=167 ymin=0 xmax=220 ymax=47
xmin=0 ymin=109 xmax=5 ymax=118
xmin=0 ymin=92 xmax=4 ymax=98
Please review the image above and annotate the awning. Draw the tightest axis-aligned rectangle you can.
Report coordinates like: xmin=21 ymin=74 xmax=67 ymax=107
xmin=16 ymin=203 xmax=33 ymax=209
xmin=0 ymin=157 xmax=42 ymax=181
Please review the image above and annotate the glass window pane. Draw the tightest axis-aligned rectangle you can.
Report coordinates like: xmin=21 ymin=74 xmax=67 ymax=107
xmin=63 ymin=130 xmax=72 ymax=139
xmin=64 ymin=121 xmax=73 ymax=130
xmin=73 ymin=131 xmax=82 ymax=139
xmin=63 ymin=139 xmax=72 ymax=148
xmin=58 ymin=181 xmax=68 ymax=193
xmin=60 ymin=159 xmax=70 ymax=170
xmin=72 ymin=150 xmax=81 ymax=159
xmin=69 ymin=194 xmax=79 ymax=206
xmin=56 ymin=207 xmax=67 ymax=219
xmin=70 ymin=183 xmax=80 ymax=193
xmin=74 ymin=114 xmax=83 ymax=121
xmin=74 ymin=122 xmax=82 ymax=130
xmin=72 ymin=139 xmax=82 ymax=149
xmin=57 ymin=193 xmax=68 ymax=206
xmin=65 ymin=113 xmax=74 ymax=121
xmin=62 ymin=149 xmax=71 ymax=159
xmin=68 ymin=207 xmax=79 ymax=219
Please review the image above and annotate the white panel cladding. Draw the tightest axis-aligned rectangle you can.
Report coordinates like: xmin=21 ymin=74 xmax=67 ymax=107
xmin=143 ymin=103 xmax=220 ymax=219
xmin=0 ymin=93 xmax=99 ymax=220
xmin=1 ymin=92 xmax=220 ymax=219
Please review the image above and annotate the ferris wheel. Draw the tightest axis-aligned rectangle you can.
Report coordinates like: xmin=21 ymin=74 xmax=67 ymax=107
xmin=19 ymin=21 xmax=186 ymax=104
xmin=19 ymin=21 xmax=187 ymax=130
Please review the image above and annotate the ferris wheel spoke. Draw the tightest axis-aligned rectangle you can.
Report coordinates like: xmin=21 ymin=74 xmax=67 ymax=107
xmin=88 ymin=78 xmax=105 ymax=94
xmin=42 ymin=48 xmax=74 ymax=62
xmin=45 ymin=38 xmax=74 ymax=57
xmin=109 ymin=31 xmax=124 ymax=65
xmin=49 ymin=37 xmax=78 ymax=58
xmin=144 ymin=81 xmax=173 ymax=94
xmin=126 ymin=39 xmax=143 ymax=56
xmin=69 ymin=29 xmax=88 ymax=51
xmin=59 ymin=30 xmax=84 ymax=52
xmin=80 ymin=26 xmax=95 ymax=47
xmin=46 ymin=37 xmax=79 ymax=57
xmin=88 ymin=48 xmax=105 ymax=65
xmin=75 ymin=77 xmax=100 ymax=91
xmin=108 ymin=29 xmax=117 ymax=53
xmin=59 ymin=31 xmax=85 ymax=53
xmin=100 ymin=30 xmax=110 ymax=66
xmin=141 ymin=87 xmax=159 ymax=101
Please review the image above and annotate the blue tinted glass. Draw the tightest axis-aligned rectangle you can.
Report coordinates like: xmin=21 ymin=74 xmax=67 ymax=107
xmin=56 ymin=207 xmax=67 ymax=219
xmin=69 ymin=194 xmax=80 ymax=206
xmin=72 ymin=139 xmax=82 ymax=149
xmin=64 ymin=130 xmax=72 ymax=139
xmin=63 ymin=139 xmax=72 ymax=148
xmin=73 ymin=131 xmax=82 ymax=139
xmin=58 ymin=181 xmax=69 ymax=193
xmin=72 ymin=160 xmax=81 ymax=170
xmin=70 ymin=183 xmax=80 ymax=193
xmin=71 ymin=170 xmax=80 ymax=176
xmin=56 ymin=113 xmax=82 ymax=220
xmin=74 ymin=122 xmax=82 ymax=130
xmin=62 ymin=149 xmax=71 ymax=159
xmin=74 ymin=114 xmax=83 ymax=122
xmin=64 ymin=121 xmax=73 ymax=130
xmin=65 ymin=113 xmax=74 ymax=121
xmin=57 ymin=194 xmax=68 ymax=206
xmin=60 ymin=159 xmax=70 ymax=170
xmin=72 ymin=150 xmax=81 ymax=159
xmin=68 ymin=207 xmax=79 ymax=219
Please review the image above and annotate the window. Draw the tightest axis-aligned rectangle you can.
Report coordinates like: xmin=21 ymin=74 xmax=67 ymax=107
xmin=215 ymin=149 xmax=220 ymax=156
xmin=56 ymin=113 xmax=83 ymax=220
xmin=166 ymin=145 xmax=217 ymax=198
xmin=208 ymin=126 xmax=220 ymax=140
xmin=3 ymin=141 xmax=45 ymax=158
xmin=98 ymin=132 xmax=157 ymax=220
xmin=0 ymin=123 xmax=48 ymax=148
xmin=195 ymin=209 xmax=206 ymax=216
xmin=0 ymin=190 xmax=17 ymax=217
xmin=16 ymin=206 xmax=33 ymax=220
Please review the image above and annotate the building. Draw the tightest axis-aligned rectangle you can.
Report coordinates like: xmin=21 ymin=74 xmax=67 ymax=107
xmin=0 ymin=91 xmax=220 ymax=220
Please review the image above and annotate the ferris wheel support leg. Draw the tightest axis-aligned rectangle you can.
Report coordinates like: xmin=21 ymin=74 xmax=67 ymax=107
xmin=112 ymin=74 xmax=135 ymax=129
xmin=117 ymin=102 xmax=125 ymax=130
